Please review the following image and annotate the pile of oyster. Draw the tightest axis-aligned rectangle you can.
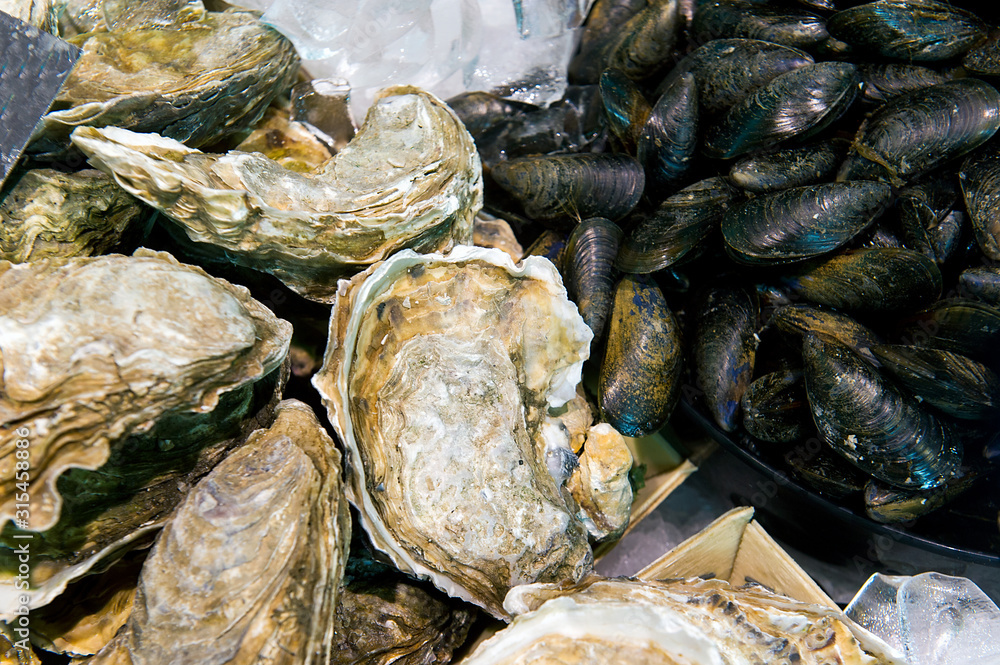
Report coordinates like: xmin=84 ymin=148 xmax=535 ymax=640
xmin=0 ymin=0 xmax=989 ymax=661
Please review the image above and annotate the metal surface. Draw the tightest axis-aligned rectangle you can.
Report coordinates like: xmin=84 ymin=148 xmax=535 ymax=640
xmin=0 ymin=11 xmax=80 ymax=186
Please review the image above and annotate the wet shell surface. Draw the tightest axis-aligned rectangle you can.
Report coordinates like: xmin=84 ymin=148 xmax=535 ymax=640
xmin=31 ymin=9 xmax=299 ymax=155
xmin=463 ymin=577 xmax=894 ymax=665
xmin=88 ymin=400 xmax=350 ymax=665
xmin=71 ymin=86 xmax=482 ymax=302
xmin=312 ymin=247 xmax=597 ymax=619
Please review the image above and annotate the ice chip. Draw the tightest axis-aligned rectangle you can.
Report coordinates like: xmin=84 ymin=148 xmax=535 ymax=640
xmin=847 ymin=572 xmax=1000 ymax=665
xmin=244 ymin=0 xmax=594 ymax=116
xmin=899 ymin=573 xmax=1000 ymax=665
xmin=845 ymin=573 xmax=907 ymax=653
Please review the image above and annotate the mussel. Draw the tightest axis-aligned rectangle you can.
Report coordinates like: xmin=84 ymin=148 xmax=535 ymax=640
xmin=722 ymin=181 xmax=893 ymax=265
xmin=802 ymin=333 xmax=963 ymax=490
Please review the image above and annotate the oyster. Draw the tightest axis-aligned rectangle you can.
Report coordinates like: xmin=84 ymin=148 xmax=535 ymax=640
xmin=462 ymin=577 xmax=898 ymax=664
xmin=87 ymin=400 xmax=350 ymax=665
xmin=0 ymin=249 xmax=290 ymax=613
xmin=312 ymin=247 xmax=599 ymax=618
xmin=71 ymin=86 xmax=482 ymax=302
xmin=0 ymin=168 xmax=147 ymax=262
xmin=30 ymin=7 xmax=299 ymax=155
xmin=0 ymin=0 xmax=59 ymax=33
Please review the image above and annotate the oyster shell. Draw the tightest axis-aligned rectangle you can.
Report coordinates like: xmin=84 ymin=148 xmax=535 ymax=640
xmin=463 ymin=577 xmax=898 ymax=664
xmin=71 ymin=86 xmax=483 ymax=302
xmin=30 ymin=8 xmax=299 ymax=156
xmin=0 ymin=0 xmax=59 ymax=33
xmin=312 ymin=247 xmax=597 ymax=618
xmin=0 ymin=249 xmax=290 ymax=614
xmin=0 ymin=168 xmax=147 ymax=262
xmin=88 ymin=399 xmax=350 ymax=665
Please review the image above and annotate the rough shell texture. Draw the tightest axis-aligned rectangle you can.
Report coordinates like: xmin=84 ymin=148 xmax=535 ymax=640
xmin=88 ymin=400 xmax=350 ymax=665
xmin=0 ymin=168 xmax=146 ymax=262
xmin=0 ymin=250 xmax=291 ymax=614
xmin=463 ymin=577 xmax=895 ymax=665
xmin=31 ymin=10 xmax=299 ymax=155
xmin=71 ymin=86 xmax=482 ymax=302
xmin=312 ymin=247 xmax=597 ymax=619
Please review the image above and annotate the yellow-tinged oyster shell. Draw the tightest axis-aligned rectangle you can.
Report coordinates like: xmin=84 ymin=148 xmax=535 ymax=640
xmin=87 ymin=400 xmax=350 ymax=665
xmin=462 ymin=577 xmax=901 ymax=664
xmin=0 ymin=0 xmax=59 ymax=33
xmin=0 ymin=169 xmax=147 ymax=262
xmin=70 ymin=86 xmax=483 ymax=302
xmin=31 ymin=9 xmax=299 ymax=155
xmin=0 ymin=249 xmax=290 ymax=615
xmin=313 ymin=247 xmax=596 ymax=619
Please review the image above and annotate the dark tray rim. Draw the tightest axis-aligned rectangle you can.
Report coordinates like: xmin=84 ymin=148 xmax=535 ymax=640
xmin=680 ymin=400 xmax=1000 ymax=568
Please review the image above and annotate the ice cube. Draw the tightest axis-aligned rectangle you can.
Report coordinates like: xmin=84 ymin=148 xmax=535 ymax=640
xmin=845 ymin=573 xmax=907 ymax=653
xmin=899 ymin=572 xmax=1000 ymax=665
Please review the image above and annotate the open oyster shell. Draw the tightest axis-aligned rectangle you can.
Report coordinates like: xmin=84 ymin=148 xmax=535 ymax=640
xmin=313 ymin=247 xmax=596 ymax=618
xmin=463 ymin=577 xmax=899 ymax=664
xmin=0 ymin=168 xmax=147 ymax=262
xmin=0 ymin=249 xmax=290 ymax=614
xmin=71 ymin=86 xmax=483 ymax=302
xmin=88 ymin=399 xmax=350 ymax=665
xmin=30 ymin=8 xmax=298 ymax=156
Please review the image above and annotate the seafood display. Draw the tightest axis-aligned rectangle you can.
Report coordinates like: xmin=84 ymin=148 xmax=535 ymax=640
xmin=4 ymin=0 xmax=1000 ymax=660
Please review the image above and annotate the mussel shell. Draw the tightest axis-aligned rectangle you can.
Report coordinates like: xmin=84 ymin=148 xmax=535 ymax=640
xmin=964 ymin=31 xmax=1000 ymax=78
xmin=638 ymin=73 xmax=698 ymax=195
xmin=772 ymin=304 xmax=882 ymax=366
xmin=563 ymin=218 xmax=624 ymax=342
xmin=693 ymin=286 xmax=759 ymax=432
xmin=803 ymin=333 xmax=963 ymax=490
xmin=958 ymin=265 xmax=1000 ymax=306
xmin=870 ymin=344 xmax=1000 ymax=420
xmin=570 ymin=0 xmax=680 ymax=83
xmin=898 ymin=298 xmax=1000 ymax=372
xmin=741 ymin=369 xmax=811 ymax=444
xmin=599 ymin=275 xmax=683 ymax=437
xmin=691 ymin=0 xmax=830 ymax=50
xmin=729 ymin=140 xmax=848 ymax=193
xmin=600 ymin=68 xmax=652 ymax=150
xmin=839 ymin=78 xmax=1000 ymax=185
xmin=787 ymin=448 xmax=869 ymax=499
xmin=827 ymin=0 xmax=987 ymax=61
xmin=523 ymin=229 xmax=568 ymax=264
xmin=857 ymin=63 xmax=951 ymax=106
xmin=959 ymin=145 xmax=1000 ymax=260
xmin=616 ymin=176 xmax=738 ymax=274
xmin=781 ymin=248 xmax=942 ymax=315
xmin=864 ymin=475 xmax=976 ymax=524
xmin=896 ymin=177 xmax=965 ymax=264
xmin=446 ymin=92 xmax=537 ymax=140
xmin=654 ymin=38 xmax=814 ymax=116
xmin=704 ymin=62 xmax=860 ymax=159
xmin=721 ymin=181 xmax=893 ymax=265
xmin=579 ymin=0 xmax=648 ymax=51
xmin=490 ymin=154 xmax=644 ymax=225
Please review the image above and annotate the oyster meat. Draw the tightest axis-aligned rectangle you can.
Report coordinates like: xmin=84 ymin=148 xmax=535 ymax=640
xmin=88 ymin=399 xmax=350 ymax=665
xmin=462 ymin=577 xmax=899 ymax=664
xmin=72 ymin=86 xmax=482 ymax=302
xmin=0 ymin=249 xmax=290 ymax=613
xmin=312 ymin=247 xmax=598 ymax=618
xmin=30 ymin=7 xmax=299 ymax=155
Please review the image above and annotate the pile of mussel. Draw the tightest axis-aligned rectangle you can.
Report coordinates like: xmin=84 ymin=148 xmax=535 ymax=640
xmin=448 ymin=0 xmax=1000 ymax=536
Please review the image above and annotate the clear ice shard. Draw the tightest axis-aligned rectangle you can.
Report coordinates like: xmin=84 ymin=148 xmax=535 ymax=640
xmin=230 ymin=0 xmax=594 ymax=115
xmin=846 ymin=572 xmax=1000 ymax=665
